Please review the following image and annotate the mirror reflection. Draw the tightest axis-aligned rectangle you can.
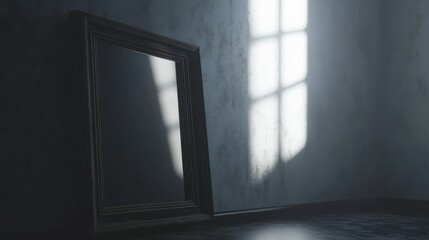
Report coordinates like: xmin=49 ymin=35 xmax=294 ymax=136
xmin=96 ymin=39 xmax=185 ymax=207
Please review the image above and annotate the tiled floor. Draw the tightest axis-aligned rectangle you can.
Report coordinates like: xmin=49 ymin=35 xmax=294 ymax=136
xmin=130 ymin=213 xmax=429 ymax=240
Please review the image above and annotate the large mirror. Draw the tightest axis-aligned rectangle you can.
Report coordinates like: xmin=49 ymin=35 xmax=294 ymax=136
xmin=97 ymin=40 xmax=185 ymax=207
xmin=71 ymin=11 xmax=213 ymax=234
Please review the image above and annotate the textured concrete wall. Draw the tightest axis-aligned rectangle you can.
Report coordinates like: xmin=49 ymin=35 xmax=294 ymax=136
xmin=144 ymin=0 xmax=382 ymax=211
xmin=0 ymin=0 xmax=382 ymax=233
xmin=381 ymin=0 xmax=429 ymax=199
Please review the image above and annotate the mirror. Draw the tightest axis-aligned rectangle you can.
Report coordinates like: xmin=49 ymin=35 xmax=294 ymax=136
xmin=71 ymin=11 xmax=213 ymax=234
xmin=97 ymin=40 xmax=185 ymax=207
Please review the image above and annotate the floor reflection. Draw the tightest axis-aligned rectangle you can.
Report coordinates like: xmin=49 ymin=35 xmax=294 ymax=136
xmin=137 ymin=213 xmax=429 ymax=240
xmin=242 ymin=224 xmax=324 ymax=240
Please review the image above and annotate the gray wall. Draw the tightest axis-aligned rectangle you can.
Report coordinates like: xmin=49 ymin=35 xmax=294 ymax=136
xmin=0 ymin=0 xmax=389 ymax=234
xmin=147 ymin=0 xmax=382 ymax=211
xmin=380 ymin=0 xmax=429 ymax=200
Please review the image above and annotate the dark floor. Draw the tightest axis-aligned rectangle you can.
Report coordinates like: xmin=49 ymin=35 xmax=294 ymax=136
xmin=128 ymin=213 xmax=429 ymax=240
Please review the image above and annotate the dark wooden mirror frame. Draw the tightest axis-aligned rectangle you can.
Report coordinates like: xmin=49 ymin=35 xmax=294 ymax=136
xmin=70 ymin=11 xmax=213 ymax=234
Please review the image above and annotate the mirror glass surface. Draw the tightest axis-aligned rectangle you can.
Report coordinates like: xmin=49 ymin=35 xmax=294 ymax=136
xmin=96 ymin=38 xmax=185 ymax=207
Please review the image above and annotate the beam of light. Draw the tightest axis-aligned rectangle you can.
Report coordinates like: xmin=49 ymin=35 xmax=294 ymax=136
xmin=167 ymin=128 xmax=184 ymax=179
xmin=149 ymin=56 xmax=183 ymax=179
xmin=248 ymin=0 xmax=308 ymax=183
xmin=247 ymin=225 xmax=322 ymax=240
xmin=281 ymin=32 xmax=308 ymax=86
xmin=157 ymin=86 xmax=180 ymax=127
xmin=249 ymin=95 xmax=279 ymax=182
xmin=282 ymin=0 xmax=308 ymax=32
xmin=150 ymin=55 xmax=177 ymax=88
xmin=249 ymin=37 xmax=279 ymax=99
xmin=281 ymin=82 xmax=307 ymax=162
xmin=249 ymin=0 xmax=279 ymax=38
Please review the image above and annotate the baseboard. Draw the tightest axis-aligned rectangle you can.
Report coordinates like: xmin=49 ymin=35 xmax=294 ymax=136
xmin=379 ymin=198 xmax=429 ymax=214
xmin=213 ymin=198 xmax=429 ymax=224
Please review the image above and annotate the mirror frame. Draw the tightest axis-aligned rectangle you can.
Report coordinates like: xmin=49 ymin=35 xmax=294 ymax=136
xmin=70 ymin=11 xmax=213 ymax=234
